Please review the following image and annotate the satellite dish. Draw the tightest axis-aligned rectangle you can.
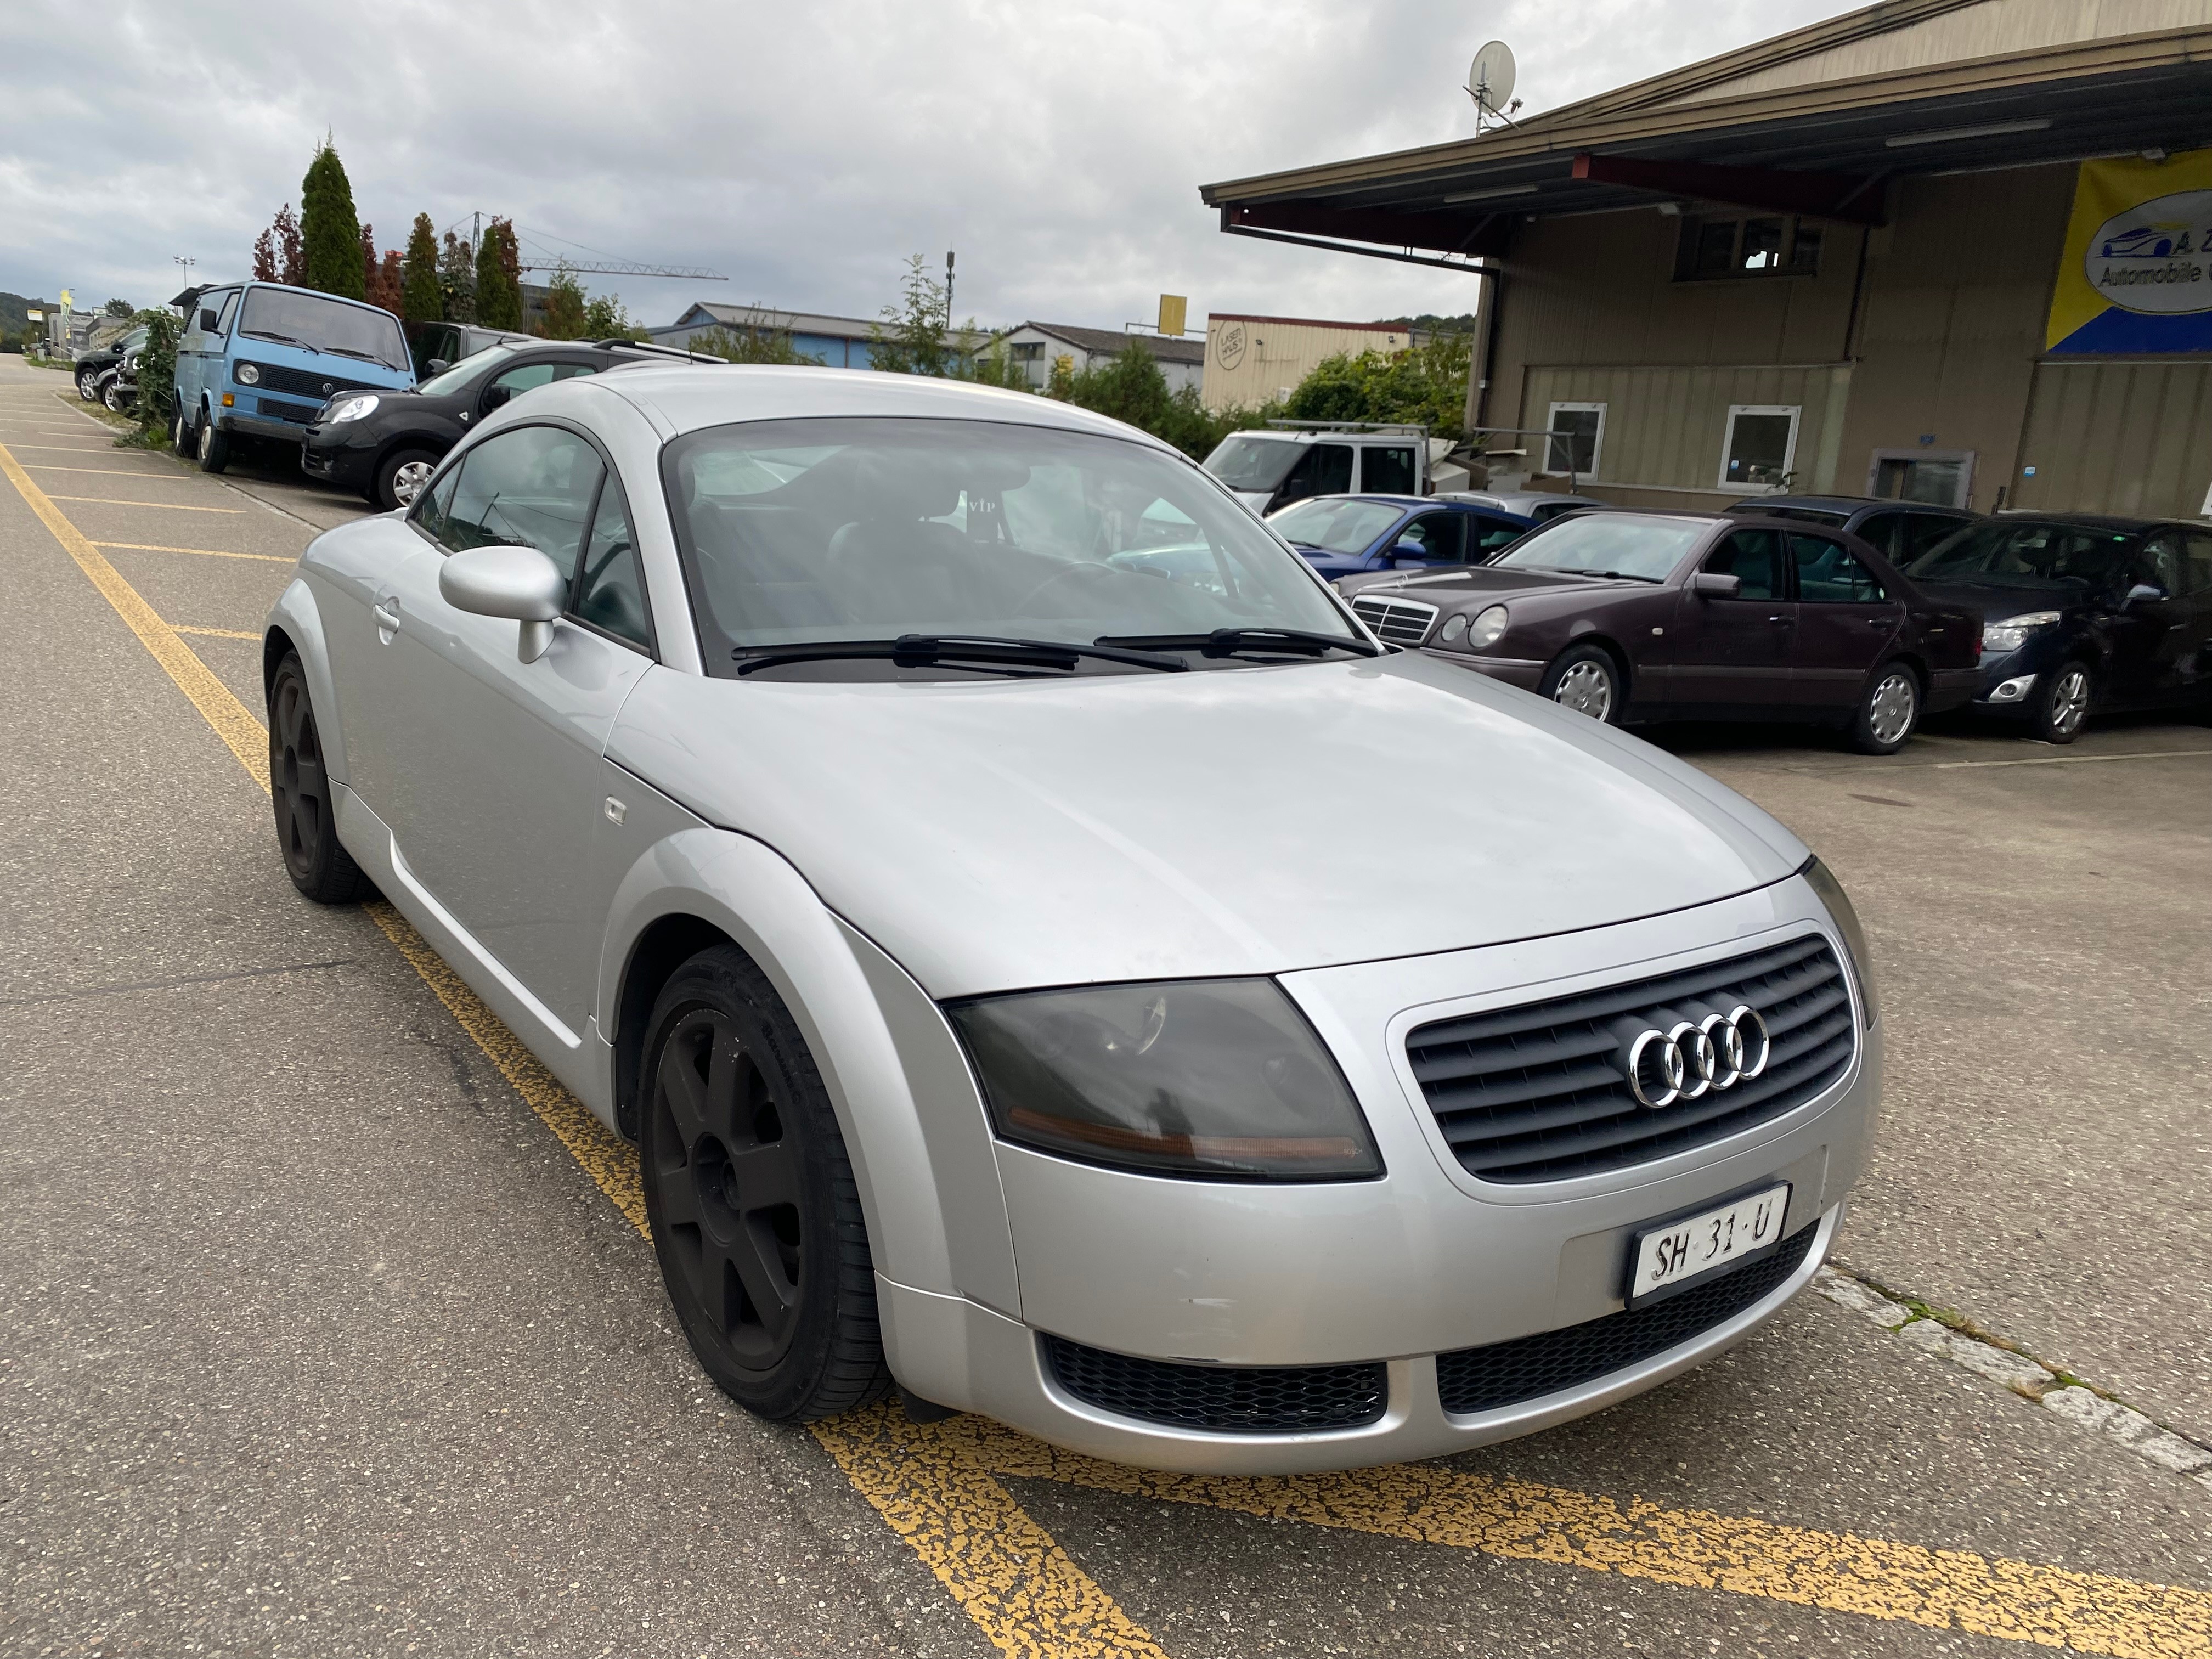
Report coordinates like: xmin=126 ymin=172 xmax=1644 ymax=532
xmin=1468 ymin=40 xmax=1517 ymax=127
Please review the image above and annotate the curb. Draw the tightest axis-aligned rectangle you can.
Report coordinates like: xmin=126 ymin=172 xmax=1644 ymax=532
xmin=1812 ymin=1265 xmax=2212 ymax=1493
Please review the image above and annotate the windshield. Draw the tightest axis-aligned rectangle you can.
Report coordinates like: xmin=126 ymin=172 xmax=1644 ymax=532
xmin=417 ymin=341 xmax=524 ymax=397
xmin=1490 ymin=512 xmax=1707 ymax=580
xmin=1203 ymin=433 xmax=1303 ymax=492
xmin=1268 ymin=498 xmax=1403 ymax=554
xmin=1905 ymin=521 xmax=2136 ymax=585
xmin=238 ymin=286 xmax=410 ymax=371
xmin=665 ymin=417 xmax=1361 ymax=675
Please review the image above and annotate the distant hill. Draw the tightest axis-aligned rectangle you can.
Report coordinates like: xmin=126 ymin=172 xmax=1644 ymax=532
xmin=0 ymin=291 xmax=61 ymax=350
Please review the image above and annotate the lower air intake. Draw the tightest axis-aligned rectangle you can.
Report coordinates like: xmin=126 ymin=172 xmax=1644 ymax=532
xmin=1043 ymin=1336 xmax=1389 ymax=1434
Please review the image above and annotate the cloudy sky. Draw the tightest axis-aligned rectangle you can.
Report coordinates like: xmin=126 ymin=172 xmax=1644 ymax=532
xmin=5 ymin=0 xmax=1864 ymax=330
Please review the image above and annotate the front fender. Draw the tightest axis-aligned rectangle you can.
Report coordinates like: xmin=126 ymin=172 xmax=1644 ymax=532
xmin=263 ymin=575 xmax=347 ymax=784
xmin=599 ymin=825 xmax=1016 ymax=1316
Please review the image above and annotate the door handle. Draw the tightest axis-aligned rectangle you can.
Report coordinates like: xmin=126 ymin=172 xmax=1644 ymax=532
xmin=1767 ymin=614 xmax=1793 ymax=625
xmin=373 ymin=601 xmax=401 ymax=637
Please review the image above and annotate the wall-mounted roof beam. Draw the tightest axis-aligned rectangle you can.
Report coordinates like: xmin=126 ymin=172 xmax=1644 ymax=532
xmin=1569 ymin=153 xmax=1888 ymax=225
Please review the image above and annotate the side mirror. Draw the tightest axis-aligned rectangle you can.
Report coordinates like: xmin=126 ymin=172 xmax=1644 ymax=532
xmin=2121 ymin=580 xmax=2168 ymax=608
xmin=439 ymin=544 xmax=567 ymax=663
xmin=198 ymin=308 xmax=219 ymax=332
xmin=482 ymin=383 xmax=513 ymax=411
xmin=427 ymin=358 xmax=450 ymax=374
xmin=1691 ymin=571 xmax=1743 ymax=597
xmin=1391 ymin=539 xmax=1429 ymax=565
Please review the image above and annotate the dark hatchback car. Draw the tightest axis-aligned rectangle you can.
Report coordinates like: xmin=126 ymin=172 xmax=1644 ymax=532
xmin=1342 ymin=509 xmax=1979 ymax=753
xmin=1903 ymin=515 xmax=2212 ymax=742
xmin=1725 ymin=494 xmax=1978 ymax=568
xmin=74 ymin=325 xmax=147 ymax=401
xmin=302 ymin=338 xmax=713 ymax=510
xmin=1267 ymin=493 xmax=1534 ymax=579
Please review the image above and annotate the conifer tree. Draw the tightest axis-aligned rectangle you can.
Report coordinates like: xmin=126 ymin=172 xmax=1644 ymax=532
xmin=300 ymin=139 xmax=365 ymax=298
xmin=400 ymin=214 xmax=442 ymax=323
xmin=438 ymin=232 xmax=476 ymax=324
xmin=473 ymin=219 xmax=523 ymax=330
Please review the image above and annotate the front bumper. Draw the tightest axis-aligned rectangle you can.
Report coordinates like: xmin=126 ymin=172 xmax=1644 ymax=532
xmin=1435 ymin=651 xmax=1544 ymax=691
xmin=215 ymin=408 xmax=313 ymax=445
xmin=878 ymin=879 xmax=1880 ymax=1472
xmin=300 ymin=428 xmax=376 ymax=489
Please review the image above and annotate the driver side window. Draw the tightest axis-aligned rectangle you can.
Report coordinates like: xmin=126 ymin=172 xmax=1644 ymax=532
xmin=1703 ymin=530 xmax=1781 ymax=599
xmin=572 ymin=475 xmax=653 ymax=652
xmin=416 ymin=425 xmax=604 ymax=585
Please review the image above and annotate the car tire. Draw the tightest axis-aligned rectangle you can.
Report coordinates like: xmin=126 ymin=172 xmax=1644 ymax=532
xmin=171 ymin=405 xmax=193 ymax=458
xmin=77 ymin=366 xmax=100 ymax=399
xmin=373 ymin=447 xmax=441 ymax=512
xmin=1846 ymin=662 xmax=1921 ymax=755
xmin=99 ymin=373 xmax=123 ymax=412
xmin=639 ymin=944 xmax=893 ymax=1423
xmin=196 ymin=410 xmax=231 ymax=474
xmin=267 ymin=652 xmax=370 ymax=905
xmin=2029 ymin=662 xmax=2092 ymax=744
xmin=1537 ymin=642 xmax=1625 ymax=724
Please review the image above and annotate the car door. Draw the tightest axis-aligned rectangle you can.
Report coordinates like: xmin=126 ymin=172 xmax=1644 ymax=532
xmin=1665 ymin=527 xmax=1798 ymax=708
xmin=2104 ymin=531 xmax=2197 ymax=706
xmin=2180 ymin=531 xmax=2212 ymax=706
xmin=176 ymin=287 xmax=234 ymax=414
xmin=350 ymin=422 xmax=653 ymax=1040
xmin=1272 ymin=443 xmax=1353 ymax=510
xmin=1785 ymin=532 xmax=1906 ymax=709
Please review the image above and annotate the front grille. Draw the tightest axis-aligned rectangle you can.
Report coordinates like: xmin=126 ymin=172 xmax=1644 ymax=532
xmin=1407 ymin=935 xmax=1855 ymax=1183
xmin=1437 ymin=1221 xmax=1817 ymax=1414
xmin=1350 ymin=594 xmax=1438 ymax=645
xmin=1043 ymin=1336 xmax=1387 ymax=1435
xmin=257 ymin=396 xmax=321 ymax=424
xmin=236 ymin=360 xmax=382 ymax=402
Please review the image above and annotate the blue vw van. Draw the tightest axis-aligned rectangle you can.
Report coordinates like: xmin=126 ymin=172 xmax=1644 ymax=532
xmin=172 ymin=280 xmax=416 ymax=473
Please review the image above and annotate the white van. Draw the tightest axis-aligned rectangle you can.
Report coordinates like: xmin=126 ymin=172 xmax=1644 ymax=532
xmin=1204 ymin=422 xmax=1430 ymax=514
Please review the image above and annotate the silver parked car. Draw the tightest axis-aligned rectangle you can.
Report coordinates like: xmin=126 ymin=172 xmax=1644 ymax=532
xmin=263 ymin=366 xmax=1882 ymax=1475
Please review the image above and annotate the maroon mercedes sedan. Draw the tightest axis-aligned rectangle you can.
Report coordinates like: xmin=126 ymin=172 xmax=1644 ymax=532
xmin=1340 ymin=510 xmax=1980 ymax=753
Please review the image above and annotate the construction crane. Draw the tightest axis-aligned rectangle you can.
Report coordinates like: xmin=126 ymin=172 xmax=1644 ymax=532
xmin=444 ymin=213 xmax=727 ymax=281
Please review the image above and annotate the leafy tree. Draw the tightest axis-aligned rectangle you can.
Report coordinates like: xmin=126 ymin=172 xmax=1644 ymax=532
xmin=438 ymin=231 xmax=475 ymax=323
xmin=582 ymin=292 xmax=646 ymax=341
xmin=475 ymin=219 xmax=522 ymax=330
xmin=1045 ymin=342 xmax=1279 ymax=459
xmin=251 ymin=204 xmax=304 ymax=285
xmin=867 ymin=254 xmax=985 ymax=377
xmin=103 ymin=297 xmax=133 ymax=318
xmin=360 ymin=225 xmax=404 ymax=316
xmin=684 ymin=318 xmax=823 ymax=364
xmin=300 ymin=139 xmax=365 ymax=299
xmin=538 ymin=261 xmax=588 ymax=338
xmin=1280 ymin=331 xmax=1472 ymax=441
xmin=400 ymin=214 xmax=442 ymax=323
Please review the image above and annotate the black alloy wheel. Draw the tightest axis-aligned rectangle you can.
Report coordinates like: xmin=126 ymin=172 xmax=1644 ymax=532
xmin=640 ymin=945 xmax=891 ymax=1422
xmin=268 ymin=652 xmax=369 ymax=904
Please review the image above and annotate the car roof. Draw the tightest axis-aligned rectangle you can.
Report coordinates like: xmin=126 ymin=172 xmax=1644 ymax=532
xmin=1727 ymin=494 xmax=1972 ymax=514
xmin=1282 ymin=493 xmax=1534 ymax=518
xmin=1989 ymin=512 xmax=2171 ymax=532
xmin=552 ymin=363 xmax=1187 ymax=451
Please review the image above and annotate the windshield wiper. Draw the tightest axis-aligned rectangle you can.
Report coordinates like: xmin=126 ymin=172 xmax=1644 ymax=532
xmin=1097 ymin=628 xmax=1379 ymax=659
xmin=324 ymin=345 xmax=381 ymax=363
xmin=240 ymin=329 xmax=318 ymax=353
xmin=733 ymin=634 xmax=1189 ymax=677
xmin=1551 ymin=567 xmax=1662 ymax=583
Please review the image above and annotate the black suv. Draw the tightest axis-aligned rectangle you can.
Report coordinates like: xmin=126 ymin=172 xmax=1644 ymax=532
xmin=302 ymin=338 xmax=718 ymax=510
xmin=1904 ymin=514 xmax=2212 ymax=742
xmin=74 ymin=325 xmax=146 ymax=401
xmin=1724 ymin=494 xmax=1979 ymax=567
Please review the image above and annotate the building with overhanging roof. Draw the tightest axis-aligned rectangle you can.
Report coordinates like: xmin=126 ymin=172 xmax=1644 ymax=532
xmin=1203 ymin=0 xmax=2212 ymax=517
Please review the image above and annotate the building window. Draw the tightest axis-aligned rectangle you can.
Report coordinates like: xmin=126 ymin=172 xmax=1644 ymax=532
xmin=1678 ymin=216 xmax=1824 ymax=279
xmin=1543 ymin=402 xmax=1605 ymax=479
xmin=1719 ymin=405 xmax=1801 ymax=491
xmin=1009 ymin=342 xmax=1044 ymax=362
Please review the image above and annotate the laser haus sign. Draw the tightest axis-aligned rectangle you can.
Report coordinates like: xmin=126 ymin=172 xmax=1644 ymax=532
xmin=2048 ymin=149 xmax=2212 ymax=354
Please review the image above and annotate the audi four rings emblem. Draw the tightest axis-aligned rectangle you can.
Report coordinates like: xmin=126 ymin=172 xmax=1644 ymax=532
xmin=1627 ymin=1007 xmax=1770 ymax=1108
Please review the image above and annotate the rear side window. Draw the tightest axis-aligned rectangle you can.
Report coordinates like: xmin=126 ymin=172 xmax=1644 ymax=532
xmin=1901 ymin=515 xmax=1967 ymax=560
xmin=1791 ymin=534 xmax=1887 ymax=602
xmin=1469 ymin=515 xmax=1525 ymax=556
xmin=1704 ymin=530 xmax=1782 ymax=599
xmin=1853 ymin=514 xmax=1908 ymax=561
xmin=2183 ymin=532 xmax=2212 ymax=593
xmin=1362 ymin=445 xmax=1418 ymax=495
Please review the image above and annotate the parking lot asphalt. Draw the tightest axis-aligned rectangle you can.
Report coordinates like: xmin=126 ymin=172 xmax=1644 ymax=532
xmin=3 ymin=357 xmax=2208 ymax=1659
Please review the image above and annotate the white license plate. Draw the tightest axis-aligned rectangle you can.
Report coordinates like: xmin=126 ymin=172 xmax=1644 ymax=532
xmin=1628 ymin=1183 xmax=1792 ymax=1306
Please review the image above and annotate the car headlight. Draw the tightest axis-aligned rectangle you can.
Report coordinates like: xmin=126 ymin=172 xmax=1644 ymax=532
xmin=947 ymin=979 xmax=1381 ymax=1180
xmin=126 ymin=352 xmax=140 ymax=371
xmin=235 ymin=363 xmax=261 ymax=386
xmin=1801 ymin=857 xmax=1877 ymax=1027
xmin=1465 ymin=605 xmax=1509 ymax=650
xmin=327 ymin=394 xmax=380 ymax=423
xmin=1980 ymin=610 xmax=2059 ymax=653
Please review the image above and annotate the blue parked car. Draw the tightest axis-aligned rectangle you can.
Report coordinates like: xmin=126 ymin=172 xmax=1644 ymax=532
xmin=1266 ymin=493 xmax=1534 ymax=580
xmin=170 ymin=280 xmax=417 ymax=474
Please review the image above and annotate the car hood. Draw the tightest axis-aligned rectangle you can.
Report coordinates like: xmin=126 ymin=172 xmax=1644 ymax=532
xmin=1909 ymin=575 xmax=2092 ymax=620
xmin=608 ymin=652 xmax=1807 ymax=998
xmin=1341 ymin=566 xmax=1641 ymax=602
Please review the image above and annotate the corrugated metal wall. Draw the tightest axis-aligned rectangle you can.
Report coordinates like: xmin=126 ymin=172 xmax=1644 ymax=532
xmin=2011 ymin=360 xmax=2212 ymax=517
xmin=1520 ymin=362 xmax=1854 ymax=494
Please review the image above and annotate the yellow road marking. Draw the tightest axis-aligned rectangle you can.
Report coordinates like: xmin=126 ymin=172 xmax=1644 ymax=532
xmin=13 ymin=432 xmax=2211 ymax=1659
xmin=43 ymin=494 xmax=245 ymax=513
xmin=0 ymin=443 xmax=269 ymax=785
xmin=1 ymin=437 xmax=1161 ymax=1659
xmin=172 ymin=624 xmax=262 ymax=640
xmin=94 ymin=540 xmax=293 ymax=564
xmin=25 ymin=464 xmax=182 ymax=475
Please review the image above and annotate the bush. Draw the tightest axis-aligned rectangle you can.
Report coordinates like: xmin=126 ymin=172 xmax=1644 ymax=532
xmin=1047 ymin=342 xmax=1282 ymax=460
xmin=684 ymin=321 xmax=823 ymax=365
xmin=119 ymin=308 xmax=178 ymax=446
xmin=1280 ymin=332 xmax=1472 ymax=441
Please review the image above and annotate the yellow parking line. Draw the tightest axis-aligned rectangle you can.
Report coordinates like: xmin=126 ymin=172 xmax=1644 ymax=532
xmin=0 ymin=432 xmax=1165 ymax=1659
xmin=13 ymin=432 xmax=2210 ymax=1659
xmin=25 ymin=464 xmax=184 ymax=476
xmin=9 ymin=443 xmax=131 ymax=452
xmin=44 ymin=494 xmax=245 ymax=514
xmin=94 ymin=540 xmax=294 ymax=565
xmin=172 ymin=624 xmax=262 ymax=640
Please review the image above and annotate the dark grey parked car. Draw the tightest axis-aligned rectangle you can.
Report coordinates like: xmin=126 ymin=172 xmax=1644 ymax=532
xmin=1725 ymin=494 xmax=1977 ymax=568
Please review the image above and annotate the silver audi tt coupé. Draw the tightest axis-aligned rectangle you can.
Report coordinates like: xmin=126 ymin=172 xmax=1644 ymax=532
xmin=263 ymin=364 xmax=1881 ymax=1474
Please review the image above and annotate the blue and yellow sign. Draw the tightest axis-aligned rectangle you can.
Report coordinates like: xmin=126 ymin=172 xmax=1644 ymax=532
xmin=2047 ymin=148 xmax=2212 ymax=354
